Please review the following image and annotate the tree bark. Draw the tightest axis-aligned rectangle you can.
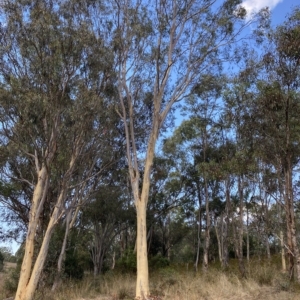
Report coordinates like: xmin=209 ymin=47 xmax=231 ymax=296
xmin=16 ymin=187 xmax=67 ymax=300
xmin=223 ymin=177 xmax=231 ymax=268
xmin=215 ymin=216 xmax=222 ymax=264
xmin=194 ymin=181 xmax=202 ymax=272
xmin=15 ymin=165 xmax=48 ymax=300
xmin=51 ymin=219 xmax=69 ymax=291
xmin=135 ymin=199 xmax=149 ymax=299
xmin=203 ymin=176 xmax=210 ymax=272
xmin=280 ymin=230 xmax=287 ymax=272
xmin=284 ymin=163 xmax=300 ymax=281
xmin=237 ymin=176 xmax=245 ymax=277
xmin=246 ymin=205 xmax=250 ymax=263
xmin=16 ymin=138 xmax=79 ymax=300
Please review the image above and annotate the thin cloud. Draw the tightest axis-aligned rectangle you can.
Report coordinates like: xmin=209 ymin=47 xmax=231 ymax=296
xmin=241 ymin=0 xmax=284 ymax=18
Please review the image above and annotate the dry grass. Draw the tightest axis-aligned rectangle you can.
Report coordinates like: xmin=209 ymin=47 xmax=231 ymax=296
xmin=33 ymin=263 xmax=300 ymax=300
xmin=1 ymin=259 xmax=300 ymax=300
xmin=0 ymin=262 xmax=17 ymax=300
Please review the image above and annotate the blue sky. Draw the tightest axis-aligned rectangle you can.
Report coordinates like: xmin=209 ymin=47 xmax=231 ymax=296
xmin=242 ymin=0 xmax=298 ymax=24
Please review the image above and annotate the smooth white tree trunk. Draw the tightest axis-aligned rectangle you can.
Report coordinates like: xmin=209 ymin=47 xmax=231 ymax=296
xmin=135 ymin=200 xmax=149 ymax=298
xmin=16 ymin=166 xmax=48 ymax=300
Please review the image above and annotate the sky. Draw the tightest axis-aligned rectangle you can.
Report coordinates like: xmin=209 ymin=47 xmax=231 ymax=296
xmin=1 ymin=0 xmax=298 ymax=256
xmin=242 ymin=0 xmax=298 ymax=24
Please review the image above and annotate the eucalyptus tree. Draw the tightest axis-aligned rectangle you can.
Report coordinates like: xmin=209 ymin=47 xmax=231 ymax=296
xmin=224 ymin=6 xmax=300 ymax=280
xmin=256 ymin=10 xmax=300 ymax=281
xmin=146 ymin=155 xmax=190 ymax=259
xmin=163 ymin=96 xmax=226 ymax=272
xmin=0 ymin=1 xmax=118 ymax=299
xmin=110 ymin=1 xmax=257 ymax=294
xmin=80 ymin=184 xmax=126 ymax=276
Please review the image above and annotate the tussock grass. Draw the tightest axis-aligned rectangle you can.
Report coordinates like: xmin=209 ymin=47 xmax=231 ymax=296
xmin=1 ymin=259 xmax=300 ymax=300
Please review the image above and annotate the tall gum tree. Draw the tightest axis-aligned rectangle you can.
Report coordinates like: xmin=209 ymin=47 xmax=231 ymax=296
xmin=0 ymin=1 xmax=116 ymax=299
xmin=224 ymin=6 xmax=300 ymax=281
xmin=110 ymin=0 xmax=258 ymax=298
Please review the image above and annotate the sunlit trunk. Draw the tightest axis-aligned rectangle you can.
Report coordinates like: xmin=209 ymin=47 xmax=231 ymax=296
xmin=16 ymin=146 xmax=77 ymax=300
xmin=17 ymin=188 xmax=66 ymax=300
xmin=135 ymin=199 xmax=149 ymax=299
xmin=131 ymin=115 xmax=159 ymax=299
xmin=280 ymin=230 xmax=287 ymax=272
xmin=16 ymin=166 xmax=48 ymax=300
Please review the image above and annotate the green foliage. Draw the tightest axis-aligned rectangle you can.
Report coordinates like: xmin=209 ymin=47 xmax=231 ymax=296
xmin=64 ymin=249 xmax=84 ymax=280
xmin=149 ymin=254 xmax=169 ymax=271
xmin=0 ymin=247 xmax=17 ymax=263
xmin=116 ymin=249 xmax=137 ymax=273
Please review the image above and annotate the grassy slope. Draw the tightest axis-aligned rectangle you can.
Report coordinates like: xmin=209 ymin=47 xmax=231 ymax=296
xmin=34 ymin=256 xmax=300 ymax=300
xmin=1 ymin=257 xmax=300 ymax=300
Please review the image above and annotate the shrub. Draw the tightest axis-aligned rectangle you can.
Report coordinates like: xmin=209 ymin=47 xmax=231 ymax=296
xmin=64 ymin=249 xmax=84 ymax=280
xmin=116 ymin=249 xmax=137 ymax=273
xmin=149 ymin=254 xmax=169 ymax=271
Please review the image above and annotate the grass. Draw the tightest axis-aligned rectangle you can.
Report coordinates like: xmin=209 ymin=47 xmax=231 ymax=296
xmin=0 ymin=262 xmax=17 ymax=300
xmin=1 ymin=257 xmax=300 ymax=300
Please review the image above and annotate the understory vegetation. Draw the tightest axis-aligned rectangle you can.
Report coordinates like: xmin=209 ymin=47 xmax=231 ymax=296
xmin=2 ymin=256 xmax=300 ymax=300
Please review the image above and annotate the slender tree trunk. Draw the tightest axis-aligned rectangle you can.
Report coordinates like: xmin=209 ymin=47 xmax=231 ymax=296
xmin=277 ymin=167 xmax=287 ymax=273
xmin=223 ymin=177 xmax=231 ymax=268
xmin=16 ymin=166 xmax=48 ymax=300
xmin=263 ymin=193 xmax=271 ymax=261
xmin=17 ymin=191 xmax=66 ymax=300
xmin=167 ymin=214 xmax=171 ymax=260
xmin=135 ymin=199 xmax=149 ymax=299
xmin=94 ymin=264 xmax=99 ymax=277
xmin=286 ymin=165 xmax=300 ymax=283
xmin=215 ymin=216 xmax=222 ymax=264
xmin=194 ymin=182 xmax=202 ymax=272
xmin=283 ymin=93 xmax=300 ymax=281
xmin=280 ymin=230 xmax=287 ymax=272
xmin=16 ymin=126 xmax=83 ymax=299
xmin=194 ymin=212 xmax=201 ymax=272
xmin=111 ymin=251 xmax=116 ymax=270
xmin=52 ymin=202 xmax=82 ymax=291
xmin=246 ymin=206 xmax=250 ymax=263
xmin=265 ymin=234 xmax=271 ymax=260
xmin=134 ymin=129 xmax=159 ymax=298
xmin=51 ymin=218 xmax=69 ymax=291
xmin=237 ymin=176 xmax=245 ymax=277
xmin=284 ymin=165 xmax=300 ymax=280
xmin=203 ymin=177 xmax=210 ymax=272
